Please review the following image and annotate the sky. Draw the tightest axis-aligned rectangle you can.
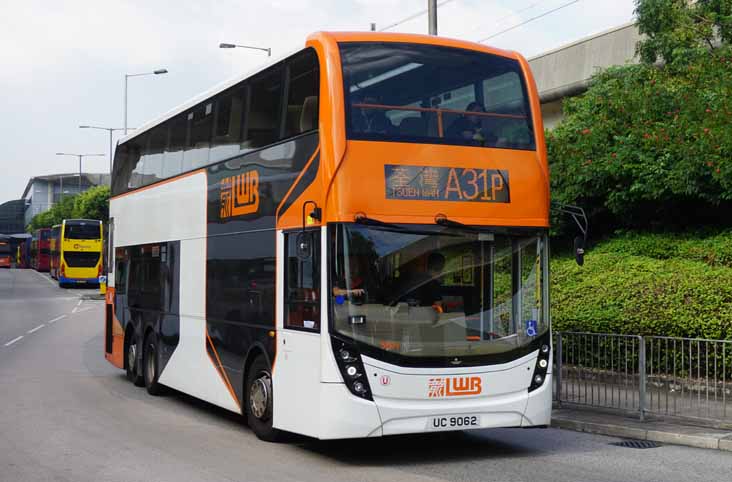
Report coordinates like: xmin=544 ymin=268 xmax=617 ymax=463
xmin=0 ymin=0 xmax=637 ymax=204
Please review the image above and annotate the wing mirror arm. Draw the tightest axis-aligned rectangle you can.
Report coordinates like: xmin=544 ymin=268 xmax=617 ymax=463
xmin=551 ymin=202 xmax=589 ymax=266
xmin=297 ymin=201 xmax=321 ymax=260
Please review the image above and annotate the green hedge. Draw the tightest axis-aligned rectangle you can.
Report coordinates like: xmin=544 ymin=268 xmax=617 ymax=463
xmin=551 ymin=233 xmax=732 ymax=340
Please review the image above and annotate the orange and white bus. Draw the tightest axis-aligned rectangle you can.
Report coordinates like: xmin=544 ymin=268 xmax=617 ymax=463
xmin=105 ymin=32 xmax=551 ymax=441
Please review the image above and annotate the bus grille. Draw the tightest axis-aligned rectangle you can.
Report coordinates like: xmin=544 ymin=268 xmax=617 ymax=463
xmin=64 ymin=251 xmax=100 ymax=268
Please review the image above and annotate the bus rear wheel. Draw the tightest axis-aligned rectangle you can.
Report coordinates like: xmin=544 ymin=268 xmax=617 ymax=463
xmin=126 ymin=332 xmax=144 ymax=387
xmin=245 ymin=356 xmax=282 ymax=442
xmin=143 ymin=333 xmax=165 ymax=396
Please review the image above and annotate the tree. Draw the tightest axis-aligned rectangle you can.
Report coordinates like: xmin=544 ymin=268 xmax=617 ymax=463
xmin=26 ymin=185 xmax=110 ymax=231
xmin=635 ymin=0 xmax=732 ymax=65
xmin=547 ymin=0 xmax=732 ymax=234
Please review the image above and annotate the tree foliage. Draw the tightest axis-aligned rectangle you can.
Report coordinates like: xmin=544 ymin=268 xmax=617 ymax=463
xmin=27 ymin=185 xmax=109 ymax=231
xmin=547 ymin=1 xmax=732 ymax=233
xmin=636 ymin=0 xmax=732 ymax=65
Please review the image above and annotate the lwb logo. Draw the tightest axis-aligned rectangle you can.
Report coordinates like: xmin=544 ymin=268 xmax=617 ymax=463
xmin=220 ymin=170 xmax=259 ymax=218
xmin=427 ymin=376 xmax=482 ymax=398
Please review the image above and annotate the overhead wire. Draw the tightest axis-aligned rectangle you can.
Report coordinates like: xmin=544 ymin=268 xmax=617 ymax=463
xmin=378 ymin=0 xmax=458 ymax=32
xmin=476 ymin=0 xmax=582 ymax=43
xmin=464 ymin=0 xmax=550 ymax=36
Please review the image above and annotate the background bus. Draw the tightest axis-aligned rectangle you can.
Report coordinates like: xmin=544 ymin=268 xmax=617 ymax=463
xmin=0 ymin=237 xmax=11 ymax=268
xmin=105 ymin=31 xmax=551 ymax=442
xmin=49 ymin=219 xmax=103 ymax=287
xmin=31 ymin=228 xmax=52 ymax=271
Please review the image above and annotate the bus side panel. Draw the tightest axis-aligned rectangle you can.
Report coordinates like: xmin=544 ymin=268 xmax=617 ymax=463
xmin=204 ymin=133 xmax=320 ymax=409
xmin=111 ymin=171 xmax=240 ymax=413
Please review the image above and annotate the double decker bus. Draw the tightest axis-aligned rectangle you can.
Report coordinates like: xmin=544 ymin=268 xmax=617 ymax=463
xmin=31 ymin=228 xmax=52 ymax=271
xmin=49 ymin=219 xmax=103 ymax=287
xmin=105 ymin=32 xmax=551 ymax=441
xmin=0 ymin=237 xmax=11 ymax=268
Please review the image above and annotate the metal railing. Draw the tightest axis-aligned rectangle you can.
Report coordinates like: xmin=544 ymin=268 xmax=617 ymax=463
xmin=554 ymin=332 xmax=732 ymax=426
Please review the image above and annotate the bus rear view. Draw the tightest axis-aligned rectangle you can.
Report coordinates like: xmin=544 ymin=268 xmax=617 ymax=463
xmin=57 ymin=219 xmax=103 ymax=287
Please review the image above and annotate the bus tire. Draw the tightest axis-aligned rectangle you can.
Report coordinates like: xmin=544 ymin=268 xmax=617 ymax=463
xmin=245 ymin=355 xmax=282 ymax=442
xmin=125 ymin=331 xmax=144 ymax=387
xmin=143 ymin=333 xmax=165 ymax=396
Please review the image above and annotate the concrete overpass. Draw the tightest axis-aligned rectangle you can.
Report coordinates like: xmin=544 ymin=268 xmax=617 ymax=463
xmin=528 ymin=22 xmax=641 ymax=129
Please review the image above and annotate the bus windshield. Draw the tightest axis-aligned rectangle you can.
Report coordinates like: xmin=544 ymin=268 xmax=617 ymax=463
xmin=340 ymin=42 xmax=535 ymax=150
xmin=330 ymin=224 xmax=547 ymax=361
xmin=64 ymin=223 xmax=100 ymax=240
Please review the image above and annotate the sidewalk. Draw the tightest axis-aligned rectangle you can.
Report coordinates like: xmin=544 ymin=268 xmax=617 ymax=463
xmin=552 ymin=406 xmax=732 ymax=452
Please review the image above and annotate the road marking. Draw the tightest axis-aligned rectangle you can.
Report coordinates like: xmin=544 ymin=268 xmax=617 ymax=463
xmin=4 ymin=336 xmax=23 ymax=347
xmin=77 ymin=299 xmax=83 ymax=307
xmin=27 ymin=324 xmax=45 ymax=334
xmin=33 ymin=269 xmax=58 ymax=288
xmin=48 ymin=315 xmax=66 ymax=324
xmin=75 ymin=307 xmax=94 ymax=313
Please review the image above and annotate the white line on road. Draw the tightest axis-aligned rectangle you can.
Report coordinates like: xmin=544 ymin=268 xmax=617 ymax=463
xmin=4 ymin=336 xmax=23 ymax=347
xmin=27 ymin=324 xmax=45 ymax=334
xmin=75 ymin=307 xmax=94 ymax=313
xmin=71 ymin=307 xmax=78 ymax=314
xmin=76 ymin=299 xmax=83 ymax=307
xmin=33 ymin=269 xmax=59 ymax=288
xmin=48 ymin=315 xmax=66 ymax=324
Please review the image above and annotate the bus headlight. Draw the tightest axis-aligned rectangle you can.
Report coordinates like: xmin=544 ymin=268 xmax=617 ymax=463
xmin=529 ymin=338 xmax=551 ymax=393
xmin=331 ymin=336 xmax=372 ymax=401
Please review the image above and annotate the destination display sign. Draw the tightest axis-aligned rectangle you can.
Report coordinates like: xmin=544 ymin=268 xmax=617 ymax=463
xmin=384 ymin=165 xmax=510 ymax=203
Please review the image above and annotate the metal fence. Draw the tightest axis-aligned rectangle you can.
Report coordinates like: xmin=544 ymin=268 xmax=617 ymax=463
xmin=554 ymin=332 xmax=732 ymax=426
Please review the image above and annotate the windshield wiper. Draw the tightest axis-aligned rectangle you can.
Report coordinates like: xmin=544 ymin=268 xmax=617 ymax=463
xmin=434 ymin=214 xmax=484 ymax=232
xmin=354 ymin=213 xmax=405 ymax=230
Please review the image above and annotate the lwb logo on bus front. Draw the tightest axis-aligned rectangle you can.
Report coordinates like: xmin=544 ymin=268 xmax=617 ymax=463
xmin=220 ymin=169 xmax=260 ymax=219
xmin=427 ymin=376 xmax=482 ymax=398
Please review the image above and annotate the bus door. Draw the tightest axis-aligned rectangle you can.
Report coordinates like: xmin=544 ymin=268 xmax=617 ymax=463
xmin=273 ymin=229 xmax=322 ymax=434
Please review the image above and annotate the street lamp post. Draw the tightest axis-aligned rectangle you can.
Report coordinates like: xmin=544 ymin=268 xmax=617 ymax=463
xmin=124 ymin=69 xmax=168 ymax=135
xmin=55 ymin=153 xmax=105 ymax=193
xmin=79 ymin=125 xmax=132 ymax=175
xmin=219 ymin=43 xmax=271 ymax=57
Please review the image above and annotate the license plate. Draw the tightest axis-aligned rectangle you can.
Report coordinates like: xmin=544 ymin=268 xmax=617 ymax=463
xmin=426 ymin=414 xmax=481 ymax=431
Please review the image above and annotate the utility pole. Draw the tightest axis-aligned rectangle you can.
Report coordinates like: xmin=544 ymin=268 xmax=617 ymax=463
xmin=370 ymin=22 xmax=376 ymax=31
xmin=428 ymin=0 xmax=437 ymax=35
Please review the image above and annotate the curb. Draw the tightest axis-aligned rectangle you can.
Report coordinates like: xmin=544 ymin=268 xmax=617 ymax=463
xmin=552 ymin=416 xmax=732 ymax=452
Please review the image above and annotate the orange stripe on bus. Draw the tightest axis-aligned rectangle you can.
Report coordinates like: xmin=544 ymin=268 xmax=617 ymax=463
xmin=205 ymin=329 xmax=241 ymax=411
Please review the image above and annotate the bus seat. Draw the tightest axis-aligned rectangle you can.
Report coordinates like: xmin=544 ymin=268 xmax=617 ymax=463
xmin=300 ymin=96 xmax=318 ymax=133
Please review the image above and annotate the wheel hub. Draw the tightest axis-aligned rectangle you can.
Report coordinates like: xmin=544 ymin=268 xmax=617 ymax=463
xmin=145 ymin=344 xmax=155 ymax=382
xmin=128 ymin=343 xmax=136 ymax=371
xmin=249 ymin=375 xmax=270 ymax=420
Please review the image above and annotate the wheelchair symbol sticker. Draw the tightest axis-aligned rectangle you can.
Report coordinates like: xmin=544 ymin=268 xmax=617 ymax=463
xmin=526 ymin=320 xmax=538 ymax=337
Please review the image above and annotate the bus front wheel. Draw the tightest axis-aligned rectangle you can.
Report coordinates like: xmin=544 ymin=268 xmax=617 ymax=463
xmin=245 ymin=355 xmax=282 ymax=442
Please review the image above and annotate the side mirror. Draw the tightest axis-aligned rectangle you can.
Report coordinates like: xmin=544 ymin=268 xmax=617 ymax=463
xmin=296 ymin=232 xmax=312 ymax=260
xmin=574 ymin=236 xmax=585 ymax=266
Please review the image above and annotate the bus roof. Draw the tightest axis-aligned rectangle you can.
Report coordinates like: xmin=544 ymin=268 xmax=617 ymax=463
xmin=117 ymin=31 xmax=521 ymax=148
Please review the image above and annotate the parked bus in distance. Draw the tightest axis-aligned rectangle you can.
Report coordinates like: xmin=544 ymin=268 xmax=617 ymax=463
xmin=49 ymin=219 xmax=103 ymax=287
xmin=18 ymin=237 xmax=32 ymax=269
xmin=105 ymin=32 xmax=551 ymax=441
xmin=31 ymin=227 xmax=52 ymax=271
xmin=0 ymin=238 xmax=11 ymax=268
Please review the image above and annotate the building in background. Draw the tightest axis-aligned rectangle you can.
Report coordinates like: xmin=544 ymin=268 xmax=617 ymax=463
xmin=21 ymin=173 xmax=110 ymax=227
xmin=0 ymin=199 xmax=27 ymax=235
xmin=529 ymin=22 xmax=640 ymax=129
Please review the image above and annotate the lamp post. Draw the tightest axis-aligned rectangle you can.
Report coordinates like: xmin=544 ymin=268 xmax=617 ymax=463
xmin=79 ymin=125 xmax=133 ymax=176
xmin=55 ymin=153 xmax=105 ymax=193
xmin=219 ymin=43 xmax=271 ymax=57
xmin=124 ymin=69 xmax=168 ymax=135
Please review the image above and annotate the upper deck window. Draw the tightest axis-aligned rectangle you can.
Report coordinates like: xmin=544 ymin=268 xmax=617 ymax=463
xmin=340 ymin=42 xmax=535 ymax=151
xmin=64 ymin=222 xmax=101 ymax=240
